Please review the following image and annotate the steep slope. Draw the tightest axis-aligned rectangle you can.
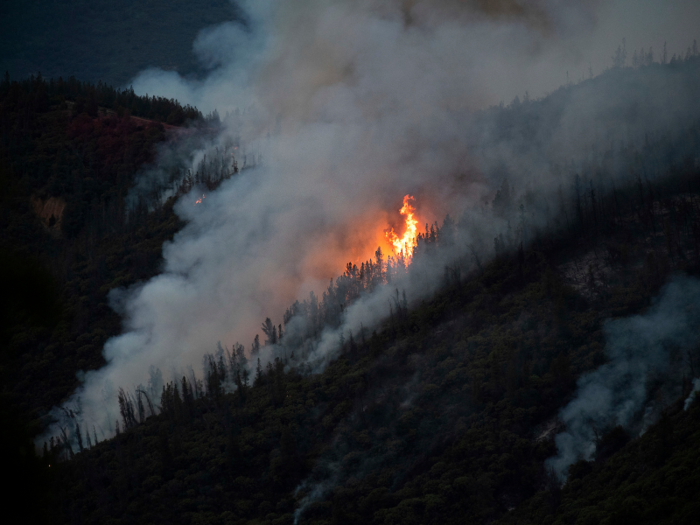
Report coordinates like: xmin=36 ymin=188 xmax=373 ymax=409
xmin=47 ymin=158 xmax=700 ymax=523
xmin=5 ymin=59 xmax=700 ymax=524
xmin=499 ymin=398 xmax=700 ymax=525
xmin=0 ymin=76 xmax=208 ymax=522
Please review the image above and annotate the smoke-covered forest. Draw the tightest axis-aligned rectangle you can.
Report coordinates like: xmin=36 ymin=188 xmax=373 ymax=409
xmin=3 ymin=1 xmax=700 ymax=524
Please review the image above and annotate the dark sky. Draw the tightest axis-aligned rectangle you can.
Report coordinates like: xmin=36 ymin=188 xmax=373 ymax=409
xmin=0 ymin=0 xmax=240 ymax=87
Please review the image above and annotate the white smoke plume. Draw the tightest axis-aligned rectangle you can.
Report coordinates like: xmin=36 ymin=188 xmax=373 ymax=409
xmin=41 ymin=0 xmax=700 ymax=445
xmin=684 ymin=378 xmax=700 ymax=410
xmin=546 ymin=276 xmax=700 ymax=481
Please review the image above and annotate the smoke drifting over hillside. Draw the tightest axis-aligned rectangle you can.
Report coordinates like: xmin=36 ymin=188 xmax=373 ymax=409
xmin=131 ymin=0 xmax=700 ymax=115
xmin=43 ymin=0 xmax=700 ymax=445
xmin=546 ymin=276 xmax=700 ymax=481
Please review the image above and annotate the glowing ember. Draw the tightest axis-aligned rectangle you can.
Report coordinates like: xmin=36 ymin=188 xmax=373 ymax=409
xmin=195 ymin=194 xmax=206 ymax=205
xmin=385 ymin=195 xmax=418 ymax=258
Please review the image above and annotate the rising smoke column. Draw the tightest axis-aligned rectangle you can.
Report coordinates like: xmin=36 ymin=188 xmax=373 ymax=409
xmin=684 ymin=379 xmax=700 ymax=410
xmin=41 ymin=0 xmax=700 ymax=445
xmin=546 ymin=276 xmax=700 ymax=481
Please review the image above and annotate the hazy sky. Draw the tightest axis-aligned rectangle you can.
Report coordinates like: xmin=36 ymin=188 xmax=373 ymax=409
xmin=129 ymin=0 xmax=700 ymax=112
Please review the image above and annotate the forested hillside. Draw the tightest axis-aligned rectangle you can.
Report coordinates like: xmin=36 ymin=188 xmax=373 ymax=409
xmin=0 ymin=72 xmax=211 ymax=411
xmin=45 ymin=153 xmax=700 ymax=523
xmin=0 ymin=74 xmax=214 ymax=522
xmin=4 ymin=57 xmax=700 ymax=525
xmin=502 ymin=399 xmax=700 ymax=524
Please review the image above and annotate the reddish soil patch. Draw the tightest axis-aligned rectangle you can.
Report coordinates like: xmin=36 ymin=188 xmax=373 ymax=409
xmin=31 ymin=196 xmax=66 ymax=236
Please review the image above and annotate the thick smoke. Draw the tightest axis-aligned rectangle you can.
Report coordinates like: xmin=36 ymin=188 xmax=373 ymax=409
xmin=131 ymin=1 xmax=700 ymax=115
xmin=42 ymin=0 xmax=700 ymax=445
xmin=546 ymin=276 xmax=700 ymax=481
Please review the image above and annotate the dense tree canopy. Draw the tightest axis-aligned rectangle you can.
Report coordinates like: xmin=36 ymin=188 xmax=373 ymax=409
xmin=3 ymin=56 xmax=700 ymax=524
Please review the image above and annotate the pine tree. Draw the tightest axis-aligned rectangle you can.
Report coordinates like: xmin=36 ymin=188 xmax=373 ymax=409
xmin=255 ymin=358 xmax=264 ymax=386
xmin=75 ymin=421 xmax=84 ymax=453
xmin=374 ymin=246 xmax=385 ymax=286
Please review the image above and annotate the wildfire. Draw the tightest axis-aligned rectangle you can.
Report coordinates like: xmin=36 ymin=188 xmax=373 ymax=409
xmin=385 ymin=195 xmax=418 ymax=258
xmin=195 ymin=194 xmax=206 ymax=205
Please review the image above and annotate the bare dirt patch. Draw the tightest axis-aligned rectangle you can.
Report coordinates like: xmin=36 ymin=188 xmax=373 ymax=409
xmin=31 ymin=196 xmax=66 ymax=236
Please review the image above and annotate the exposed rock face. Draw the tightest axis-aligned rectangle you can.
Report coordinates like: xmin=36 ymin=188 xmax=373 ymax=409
xmin=31 ymin=196 xmax=66 ymax=235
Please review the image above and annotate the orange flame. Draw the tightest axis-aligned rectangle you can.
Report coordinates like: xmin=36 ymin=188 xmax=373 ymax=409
xmin=195 ymin=194 xmax=206 ymax=205
xmin=385 ymin=195 xmax=418 ymax=259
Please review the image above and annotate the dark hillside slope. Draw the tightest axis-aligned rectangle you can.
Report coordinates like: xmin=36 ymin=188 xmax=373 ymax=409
xmin=499 ymin=397 xmax=700 ymax=525
xmin=0 ymin=75 xmax=214 ymax=521
xmin=0 ymin=75 xmax=201 ymax=416
xmin=47 ymin=156 xmax=700 ymax=524
xmin=5 ymin=59 xmax=700 ymax=524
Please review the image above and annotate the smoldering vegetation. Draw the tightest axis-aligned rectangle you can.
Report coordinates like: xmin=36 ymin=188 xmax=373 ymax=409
xmin=45 ymin=147 xmax=700 ymax=524
xmin=42 ymin=45 xmax=700 ymax=449
xmin=32 ymin=0 xmax=700 ymax=521
xmin=40 ymin=52 xmax=700 ymax=523
xmin=546 ymin=276 xmax=700 ymax=481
